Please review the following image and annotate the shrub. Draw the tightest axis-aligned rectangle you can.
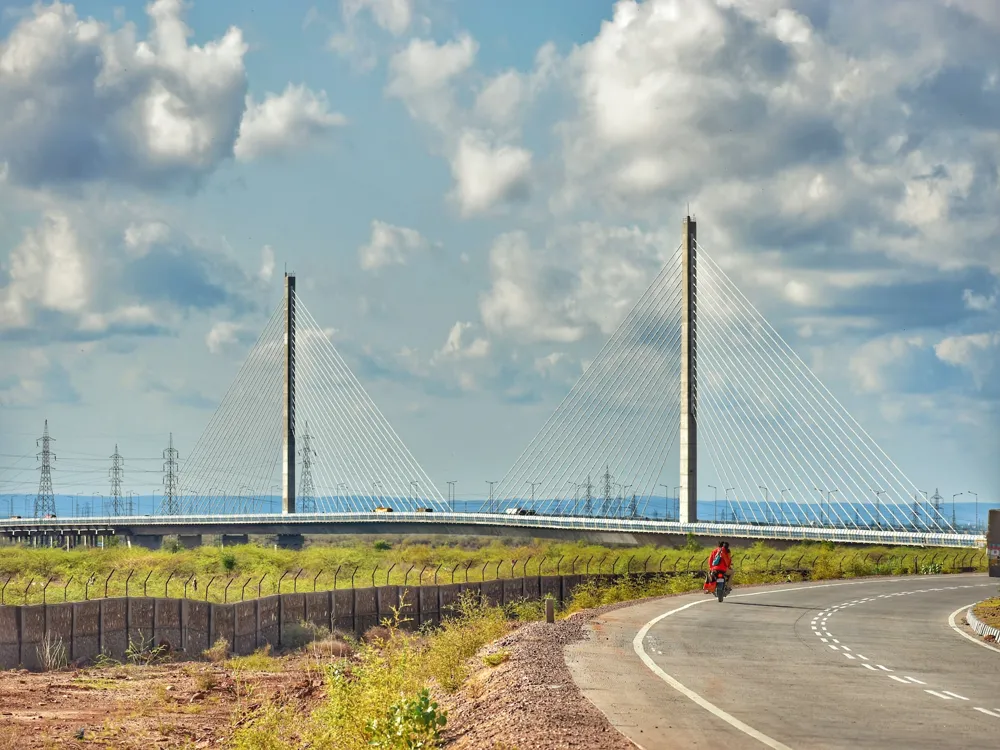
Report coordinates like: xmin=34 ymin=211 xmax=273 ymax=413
xmin=373 ymin=540 xmax=392 ymax=551
xmin=366 ymin=688 xmax=447 ymax=749
xmin=483 ymin=649 xmax=510 ymax=667
xmin=203 ymin=636 xmax=230 ymax=663
xmin=220 ymin=551 xmax=237 ymax=572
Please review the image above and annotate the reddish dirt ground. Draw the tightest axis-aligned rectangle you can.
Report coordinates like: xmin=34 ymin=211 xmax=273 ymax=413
xmin=0 ymin=657 xmax=326 ymax=749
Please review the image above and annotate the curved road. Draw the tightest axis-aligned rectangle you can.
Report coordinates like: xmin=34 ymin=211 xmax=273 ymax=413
xmin=566 ymin=574 xmax=999 ymax=749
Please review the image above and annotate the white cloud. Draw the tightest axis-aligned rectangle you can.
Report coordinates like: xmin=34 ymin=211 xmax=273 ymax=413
xmin=259 ymin=245 xmax=275 ymax=282
xmin=205 ymin=321 xmax=249 ymax=353
xmin=0 ymin=211 xmax=88 ymax=328
xmin=479 ymin=224 xmax=673 ymax=344
xmin=124 ymin=221 xmax=171 ymax=257
xmin=450 ymin=132 xmax=532 ymax=216
xmin=0 ymin=0 xmax=248 ymax=188
xmin=934 ymin=331 xmax=1000 ymax=388
xmin=386 ymin=33 xmax=478 ymax=130
xmin=848 ymin=334 xmax=926 ymax=394
xmin=436 ymin=321 xmax=491 ymax=360
xmin=358 ymin=220 xmax=430 ymax=271
xmin=342 ymin=0 xmax=414 ymax=36
xmin=234 ymin=84 xmax=346 ymax=162
xmin=963 ymin=287 xmax=997 ymax=312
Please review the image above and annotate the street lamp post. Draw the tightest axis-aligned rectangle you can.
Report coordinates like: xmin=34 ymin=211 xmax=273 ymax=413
xmin=779 ymin=489 xmax=791 ymax=525
xmin=526 ymin=481 xmax=539 ymax=512
xmin=725 ymin=488 xmax=735 ymax=522
xmin=568 ymin=482 xmax=580 ymax=516
xmin=968 ymin=491 xmax=978 ymax=531
xmin=446 ymin=481 xmax=456 ymax=512
xmin=952 ymin=493 xmax=963 ymax=528
xmin=486 ymin=481 xmax=497 ymax=514
xmin=758 ymin=485 xmax=769 ymax=524
xmin=871 ymin=489 xmax=885 ymax=528
xmin=708 ymin=485 xmax=717 ymax=522
xmin=660 ymin=484 xmax=670 ymax=520
xmin=410 ymin=481 xmax=419 ymax=509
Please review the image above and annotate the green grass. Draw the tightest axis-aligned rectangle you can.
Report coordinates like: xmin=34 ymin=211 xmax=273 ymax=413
xmin=227 ymin=645 xmax=282 ymax=673
xmin=0 ymin=537 xmax=986 ymax=605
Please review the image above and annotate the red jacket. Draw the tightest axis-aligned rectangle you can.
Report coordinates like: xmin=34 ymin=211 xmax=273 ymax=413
xmin=708 ymin=547 xmax=731 ymax=571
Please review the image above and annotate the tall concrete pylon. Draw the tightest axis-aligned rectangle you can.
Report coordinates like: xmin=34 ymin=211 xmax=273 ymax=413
xmin=282 ymin=272 xmax=296 ymax=514
xmin=679 ymin=216 xmax=698 ymax=523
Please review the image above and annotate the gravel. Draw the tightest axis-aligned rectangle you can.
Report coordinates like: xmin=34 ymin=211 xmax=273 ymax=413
xmin=439 ymin=599 xmax=669 ymax=750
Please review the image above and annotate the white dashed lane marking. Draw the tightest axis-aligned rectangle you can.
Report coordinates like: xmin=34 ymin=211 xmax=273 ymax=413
xmin=926 ymin=690 xmax=954 ymax=700
xmin=889 ymin=676 xmax=909 ymax=684
xmin=901 ymin=677 xmax=925 ymax=685
xmin=973 ymin=708 xmax=1000 ymax=718
xmin=942 ymin=691 xmax=969 ymax=701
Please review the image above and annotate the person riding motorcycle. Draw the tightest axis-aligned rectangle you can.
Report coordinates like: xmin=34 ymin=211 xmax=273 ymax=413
xmin=705 ymin=540 xmax=732 ymax=594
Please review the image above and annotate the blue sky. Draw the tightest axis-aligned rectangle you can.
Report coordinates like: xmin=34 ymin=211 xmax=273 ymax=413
xmin=0 ymin=0 xmax=998 ymax=513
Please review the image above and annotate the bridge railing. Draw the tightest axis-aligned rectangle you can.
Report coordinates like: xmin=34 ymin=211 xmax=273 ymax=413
xmin=0 ymin=512 xmax=985 ymax=548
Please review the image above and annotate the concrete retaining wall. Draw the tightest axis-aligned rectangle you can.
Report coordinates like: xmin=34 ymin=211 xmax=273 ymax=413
xmin=0 ymin=573 xmax=610 ymax=670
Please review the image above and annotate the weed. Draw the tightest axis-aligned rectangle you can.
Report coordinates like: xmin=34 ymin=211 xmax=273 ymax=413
xmin=203 ymin=636 xmax=230 ymax=663
xmin=230 ymin=702 xmax=299 ymax=750
xmin=125 ymin=634 xmax=169 ymax=666
xmin=227 ymin=644 xmax=281 ymax=673
xmin=91 ymin=651 xmax=122 ymax=669
xmin=366 ymin=688 xmax=447 ymax=749
xmin=483 ymin=649 xmax=510 ymax=667
xmin=194 ymin=670 xmax=218 ymax=692
xmin=37 ymin=631 xmax=68 ymax=671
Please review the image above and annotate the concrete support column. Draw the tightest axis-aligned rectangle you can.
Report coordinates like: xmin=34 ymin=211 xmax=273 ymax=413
xmin=679 ymin=215 xmax=698 ymax=524
xmin=282 ymin=273 xmax=296 ymax=515
xmin=131 ymin=534 xmax=163 ymax=550
xmin=221 ymin=534 xmax=249 ymax=547
xmin=276 ymin=534 xmax=305 ymax=550
xmin=177 ymin=534 xmax=202 ymax=549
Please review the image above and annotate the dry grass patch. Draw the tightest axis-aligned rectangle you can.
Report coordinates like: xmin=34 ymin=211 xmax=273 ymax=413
xmin=973 ymin=596 xmax=1000 ymax=628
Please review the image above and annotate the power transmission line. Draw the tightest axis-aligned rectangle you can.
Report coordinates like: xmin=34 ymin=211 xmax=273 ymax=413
xmin=34 ymin=420 xmax=56 ymax=518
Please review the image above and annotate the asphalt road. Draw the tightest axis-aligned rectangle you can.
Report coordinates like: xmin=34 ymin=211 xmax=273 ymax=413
xmin=565 ymin=574 xmax=1000 ymax=749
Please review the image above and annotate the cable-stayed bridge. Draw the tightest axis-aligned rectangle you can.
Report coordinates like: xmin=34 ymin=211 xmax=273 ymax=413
xmin=4 ymin=217 xmax=982 ymax=548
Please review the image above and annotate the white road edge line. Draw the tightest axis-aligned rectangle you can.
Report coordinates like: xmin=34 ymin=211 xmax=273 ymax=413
xmin=947 ymin=603 xmax=1000 ymax=654
xmin=631 ymin=578 xmax=980 ymax=750
xmin=925 ymin=690 xmax=952 ymax=700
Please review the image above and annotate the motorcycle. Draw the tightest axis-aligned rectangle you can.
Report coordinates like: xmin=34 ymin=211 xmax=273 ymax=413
xmin=703 ymin=570 xmax=729 ymax=602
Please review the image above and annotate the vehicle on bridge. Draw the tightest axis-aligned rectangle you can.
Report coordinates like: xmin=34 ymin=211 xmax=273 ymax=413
xmin=504 ymin=507 xmax=537 ymax=516
xmin=373 ymin=506 xmax=393 ymax=513
xmin=414 ymin=507 xmax=433 ymax=513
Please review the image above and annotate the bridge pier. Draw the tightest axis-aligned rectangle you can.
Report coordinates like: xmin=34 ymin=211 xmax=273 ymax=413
xmin=131 ymin=534 xmax=163 ymax=550
xmin=177 ymin=534 xmax=202 ymax=549
xmin=221 ymin=534 xmax=249 ymax=547
xmin=276 ymin=533 xmax=305 ymax=550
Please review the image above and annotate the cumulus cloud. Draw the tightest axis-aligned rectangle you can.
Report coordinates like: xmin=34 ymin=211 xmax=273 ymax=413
xmin=934 ymin=331 xmax=1000 ymax=388
xmin=436 ymin=321 xmax=491 ymax=360
xmin=848 ymin=335 xmax=927 ymax=394
xmin=0 ymin=348 xmax=80 ymax=407
xmin=0 ymin=212 xmax=89 ymax=328
xmin=386 ymin=33 xmax=478 ymax=129
xmin=479 ymin=224 xmax=673 ymax=344
xmin=342 ymin=0 xmax=414 ymax=36
xmin=0 ymin=1 xmax=341 ymax=189
xmin=385 ymin=34 xmax=550 ymax=215
xmin=205 ymin=320 xmax=256 ymax=353
xmin=450 ymin=132 xmax=532 ymax=216
xmin=358 ymin=220 xmax=430 ymax=270
xmin=234 ymin=84 xmax=346 ymax=161
xmin=963 ymin=287 xmax=998 ymax=312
